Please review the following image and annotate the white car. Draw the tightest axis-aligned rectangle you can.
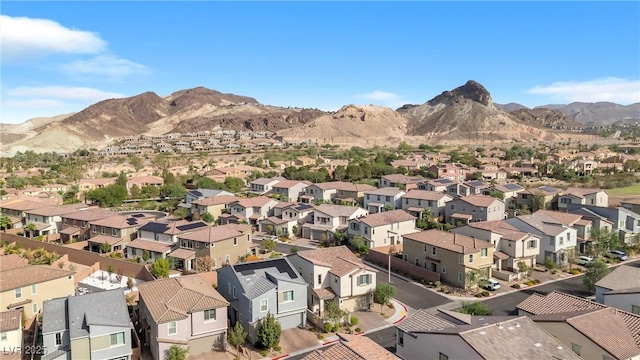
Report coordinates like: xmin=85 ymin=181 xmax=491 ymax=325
xmin=607 ymin=250 xmax=628 ymax=261
xmin=577 ymin=256 xmax=594 ymax=266
xmin=482 ymin=278 xmax=501 ymax=291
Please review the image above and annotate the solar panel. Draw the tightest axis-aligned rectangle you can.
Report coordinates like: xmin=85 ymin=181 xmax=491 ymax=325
xmin=127 ymin=218 xmax=138 ymax=226
xmin=241 ymin=270 xmax=255 ymax=276
xmin=140 ymin=222 xmax=169 ymax=233
xmin=539 ymin=186 xmax=556 ymax=192
xmin=468 ymin=181 xmax=484 ymax=187
xmin=504 ymin=184 xmax=521 ymax=190
xmin=434 ymin=179 xmax=450 ymax=184
xmin=131 ymin=214 xmax=145 ymax=218
xmin=296 ymin=203 xmax=313 ymax=211
xmin=176 ymin=222 xmax=208 ymax=231
xmin=191 ymin=190 xmax=203 ymax=197
xmin=234 ymin=258 xmax=298 ymax=279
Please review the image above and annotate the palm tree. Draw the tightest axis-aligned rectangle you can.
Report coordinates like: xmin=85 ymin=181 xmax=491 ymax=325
xmin=0 ymin=215 xmax=12 ymax=232
xmin=23 ymin=223 xmax=37 ymax=239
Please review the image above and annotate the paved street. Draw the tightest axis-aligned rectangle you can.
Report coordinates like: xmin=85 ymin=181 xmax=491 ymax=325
xmin=373 ymin=264 xmax=453 ymax=310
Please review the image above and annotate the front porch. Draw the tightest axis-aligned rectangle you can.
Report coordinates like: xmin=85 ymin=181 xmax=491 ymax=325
xmin=88 ymin=235 xmax=123 ymax=253
xmin=168 ymin=248 xmax=196 ymax=271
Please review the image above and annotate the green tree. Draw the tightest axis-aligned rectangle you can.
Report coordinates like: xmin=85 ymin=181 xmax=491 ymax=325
xmin=224 ymin=177 xmax=245 ymax=193
xmin=165 ymin=345 xmax=189 ymax=360
xmin=588 ymin=228 xmax=619 ymax=259
xmin=488 ymin=190 xmax=504 ymax=200
xmin=150 ymin=258 xmax=171 ymax=279
xmin=465 ymin=268 xmax=489 ymax=291
xmin=350 ymin=236 xmax=369 ymax=254
xmin=323 ymin=299 xmax=347 ymax=324
xmin=201 ymin=212 xmax=215 ymax=224
xmin=374 ymin=283 xmax=396 ymax=314
xmin=87 ymin=184 xmax=128 ymax=207
xmin=129 ymin=184 xmax=142 ymax=199
xmin=161 ymin=183 xmax=187 ymax=199
xmin=100 ymin=243 xmax=111 ymax=254
xmin=257 ymin=311 xmax=281 ymax=351
xmin=583 ymin=259 xmax=609 ymax=292
xmin=107 ymin=265 xmax=115 ymax=281
xmin=457 ymin=301 xmax=492 ymax=315
xmin=142 ymin=250 xmax=150 ymax=262
xmin=544 ymin=256 xmax=557 ymax=271
xmin=1 ymin=215 xmax=12 ymax=232
xmin=263 ymin=238 xmax=276 ymax=252
xmin=23 ymin=223 xmax=37 ymax=238
xmin=228 ymin=322 xmax=247 ymax=359
xmin=129 ymin=156 xmax=144 ymax=171
xmin=333 ymin=165 xmax=347 ymax=181
xmin=173 ymin=207 xmax=189 ymax=219
xmin=116 ymin=171 xmax=128 ymax=187
xmin=532 ymin=193 xmax=546 ymax=211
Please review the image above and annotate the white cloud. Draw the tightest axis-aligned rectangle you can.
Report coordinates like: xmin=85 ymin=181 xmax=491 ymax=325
xmin=2 ymin=99 xmax=66 ymax=108
xmin=357 ymin=90 xmax=402 ymax=102
xmin=8 ymin=86 xmax=124 ymax=101
xmin=60 ymin=54 xmax=149 ymax=81
xmin=0 ymin=15 xmax=106 ymax=58
xmin=528 ymin=77 xmax=640 ymax=104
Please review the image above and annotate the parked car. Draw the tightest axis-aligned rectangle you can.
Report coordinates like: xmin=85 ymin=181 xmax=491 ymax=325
xmin=577 ymin=256 xmax=594 ymax=266
xmin=482 ymin=278 xmax=501 ymax=291
xmin=606 ymin=250 xmax=628 ymax=261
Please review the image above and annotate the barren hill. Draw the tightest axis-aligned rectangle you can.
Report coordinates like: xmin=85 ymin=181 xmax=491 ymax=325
xmin=509 ymin=108 xmax=581 ymax=127
xmin=495 ymin=103 xmax=529 ymax=112
xmin=537 ymin=102 xmax=640 ymax=124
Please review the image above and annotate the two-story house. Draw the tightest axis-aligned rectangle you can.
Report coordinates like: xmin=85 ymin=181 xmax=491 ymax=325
xmin=301 ymin=182 xmax=376 ymax=206
xmin=303 ymin=333 xmax=397 ymax=359
xmin=534 ymin=210 xmax=594 ymax=253
xmin=451 ymin=220 xmax=540 ymax=275
xmin=190 ymin=195 xmax=240 ymax=221
xmin=172 ymin=223 xmax=253 ymax=271
xmin=1 ymin=254 xmax=75 ymax=320
xmin=288 ymin=246 xmax=377 ymax=315
xmin=177 ymin=189 xmax=234 ymax=211
xmin=425 ymin=164 xmax=469 ymax=182
xmin=59 ymin=209 xmax=119 ymax=243
xmin=396 ymin=309 xmax=580 ymax=360
xmin=595 ymin=265 xmax=640 ymax=314
xmin=23 ymin=204 xmax=87 ymax=238
xmin=217 ymin=258 xmax=308 ymax=344
xmin=558 ymin=187 xmax=609 ymax=210
xmin=271 ymin=179 xmax=312 ymax=202
xmin=401 ymin=190 xmax=453 ymax=220
xmin=363 ymin=188 xmax=406 ymax=213
xmin=78 ymin=177 xmax=116 ymax=194
xmin=0 ymin=310 xmax=22 ymax=350
xmin=41 ymin=289 xmax=133 ymax=360
xmin=445 ymin=195 xmax=506 ymax=226
xmin=488 ymin=183 xmax=525 ymax=208
xmin=516 ymin=186 xmax=561 ymax=211
xmin=219 ymin=197 xmax=279 ymax=227
xmin=505 ymin=213 xmax=578 ymax=266
xmin=301 ymin=204 xmax=368 ymax=242
xmin=248 ymin=177 xmax=285 ymax=195
xmin=260 ymin=202 xmax=314 ymax=236
xmin=378 ymin=174 xmax=423 ymax=191
xmin=402 ymin=230 xmax=494 ymax=289
xmin=126 ymin=175 xmax=164 ymax=193
xmin=1 ymin=197 xmax=60 ymax=230
xmin=418 ymin=178 xmax=458 ymax=192
xmin=87 ymin=213 xmax=153 ymax=253
xmin=137 ymin=274 xmax=229 ymax=360
xmin=127 ymin=220 xmax=210 ymax=261
xmin=347 ymin=210 xmax=418 ymax=248
xmin=567 ymin=204 xmax=640 ymax=244
xmin=458 ymin=180 xmax=491 ymax=197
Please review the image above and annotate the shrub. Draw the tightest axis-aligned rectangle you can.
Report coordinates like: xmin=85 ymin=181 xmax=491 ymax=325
xmin=355 ymin=327 xmax=362 ymax=333
xmin=259 ymin=350 xmax=269 ymax=357
xmin=332 ymin=323 xmax=340 ymax=332
xmin=387 ymin=302 xmax=395 ymax=309
xmin=324 ymin=323 xmax=333 ymax=333
xmin=481 ymin=291 xmax=490 ymax=297
xmin=350 ymin=317 xmax=358 ymax=326
xmin=457 ymin=301 xmax=492 ymax=315
xmin=475 ymin=293 xmax=483 ymax=298
xmin=550 ymin=269 xmax=557 ymax=275
xmin=512 ymin=284 xmax=521 ymax=289
xmin=534 ymin=279 xmax=541 ymax=284
xmin=571 ymin=269 xmax=582 ymax=275
xmin=434 ymin=281 xmax=441 ymax=287
xmin=273 ymin=345 xmax=282 ymax=352
xmin=317 ymin=334 xmax=324 ymax=340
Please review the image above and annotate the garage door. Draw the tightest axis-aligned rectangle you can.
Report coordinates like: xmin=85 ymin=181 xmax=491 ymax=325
xmin=277 ymin=312 xmax=304 ymax=330
xmin=188 ymin=333 xmax=225 ymax=355
xmin=342 ymin=295 xmax=370 ymax=312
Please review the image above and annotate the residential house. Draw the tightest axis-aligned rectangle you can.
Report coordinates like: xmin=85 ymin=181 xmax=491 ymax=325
xmin=517 ymin=291 xmax=640 ymax=360
xmin=172 ymin=223 xmax=254 ymax=271
xmin=347 ymin=210 xmax=418 ymax=248
xmin=395 ymin=309 xmax=580 ymax=360
xmin=126 ymin=175 xmax=164 ymax=193
xmin=534 ymin=210 xmax=594 ymax=254
xmin=451 ymin=220 xmax=540 ymax=276
xmin=558 ymin=187 xmax=609 ymax=210
xmin=23 ymin=204 xmax=87 ymax=238
xmin=402 ymin=230 xmax=494 ymax=288
xmin=296 ymin=157 xmax=316 ymax=166
xmin=1 ymin=254 xmax=75 ymax=319
xmin=0 ymin=310 xmax=22 ymax=350
xmin=288 ymin=246 xmax=376 ymax=314
xmin=425 ymin=164 xmax=469 ymax=182
xmin=487 ymin=183 xmax=525 ymax=208
xmin=205 ymin=165 xmax=261 ymax=181
xmin=418 ymin=178 xmax=458 ymax=192
xmin=567 ymin=204 xmax=640 ymax=244
xmin=260 ymin=202 xmax=314 ymax=236
xmin=445 ymin=195 xmax=506 ymax=226
xmin=505 ymin=213 xmax=578 ymax=266
xmin=595 ymin=265 xmax=640 ymax=314
xmin=217 ymin=258 xmax=308 ymax=344
xmin=390 ymin=159 xmax=432 ymax=172
xmin=363 ymin=188 xmax=406 ymax=213
xmin=301 ymin=204 xmax=368 ymax=242
xmin=621 ymin=199 xmax=640 ymax=215
xmin=78 ymin=177 xmax=117 ymax=194
xmin=190 ymin=195 xmax=240 ymax=221
xmin=516 ymin=186 xmax=561 ymax=211
xmin=378 ymin=174 xmax=423 ymax=191
xmin=87 ymin=213 xmax=153 ymax=253
xmin=301 ymin=181 xmax=376 ymax=206
xmin=127 ymin=220 xmax=210 ymax=261
xmin=41 ymin=289 xmax=133 ymax=360
xmin=401 ymin=190 xmax=453 ymax=220
xmin=248 ymin=177 xmax=285 ymax=195
xmin=271 ymin=179 xmax=311 ymax=202
xmin=59 ymin=209 xmax=118 ymax=243
xmin=219 ymin=196 xmax=279 ymax=227
xmin=459 ymin=180 xmax=491 ymax=197
xmin=137 ymin=274 xmax=229 ymax=360
xmin=501 ymin=166 xmax=539 ymax=178
xmin=177 ymin=189 xmax=234 ymax=210
xmin=1 ymin=198 xmax=60 ymax=229
xmin=303 ymin=333 xmax=398 ymax=360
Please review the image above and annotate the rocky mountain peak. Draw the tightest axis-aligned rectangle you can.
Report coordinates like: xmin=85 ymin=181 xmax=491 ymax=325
xmin=428 ymin=80 xmax=493 ymax=107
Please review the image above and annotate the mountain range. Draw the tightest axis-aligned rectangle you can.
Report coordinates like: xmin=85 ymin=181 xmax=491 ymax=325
xmin=1 ymin=81 xmax=637 ymax=155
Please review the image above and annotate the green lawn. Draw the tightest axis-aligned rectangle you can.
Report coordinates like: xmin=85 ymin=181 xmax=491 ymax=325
xmin=606 ymin=184 xmax=640 ymax=196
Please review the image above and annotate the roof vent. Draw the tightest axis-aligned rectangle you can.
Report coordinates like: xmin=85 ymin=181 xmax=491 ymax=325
xmin=534 ymin=343 xmax=542 ymax=347
xmin=557 ymin=346 xmax=563 ymax=350
xmin=479 ymin=331 xmax=487 ymax=335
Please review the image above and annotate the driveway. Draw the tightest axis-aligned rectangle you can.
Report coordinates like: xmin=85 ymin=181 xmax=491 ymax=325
xmin=370 ymin=262 xmax=452 ymax=311
xmin=279 ymin=327 xmax=322 ymax=355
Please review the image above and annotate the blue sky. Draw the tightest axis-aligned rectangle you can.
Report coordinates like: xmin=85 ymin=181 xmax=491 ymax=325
xmin=1 ymin=1 xmax=639 ymax=124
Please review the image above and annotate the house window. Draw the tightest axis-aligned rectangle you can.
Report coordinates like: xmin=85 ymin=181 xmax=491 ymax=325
xmin=110 ymin=331 xmax=125 ymax=346
xmin=481 ymin=248 xmax=488 ymax=257
xmin=357 ymin=274 xmax=372 ymax=286
xmin=31 ymin=284 xmax=37 ymax=295
xmin=112 ymin=228 xmax=118 ymax=236
xmin=15 ymin=288 xmax=22 ymax=299
xmin=423 ymin=244 xmax=428 ymax=253
xmin=260 ymin=299 xmax=268 ymax=312
xmin=225 ymin=255 xmax=230 ymax=264
xmin=458 ymin=254 xmax=463 ymax=264
xmin=282 ymin=290 xmax=294 ymax=302
xmin=73 ymin=220 xmax=77 ymax=227
xmin=432 ymin=246 xmax=437 ymax=256
xmin=55 ymin=332 xmax=62 ymax=345
xmin=101 ymin=227 xmax=105 ymax=235
xmin=415 ymin=258 xmax=420 ymax=266
xmin=81 ymin=221 xmax=86 ymax=228
xmin=398 ymin=330 xmax=404 ymax=346
xmin=32 ymin=303 xmax=38 ymax=314
xmin=204 ymin=309 xmax=216 ymax=321
xmin=442 ymin=266 xmax=446 ymax=273
xmin=571 ymin=344 xmax=581 ymax=355
xmin=550 ymin=237 xmax=555 ymax=246
xmin=439 ymin=353 xmax=449 ymax=360
xmin=527 ymin=240 xmax=536 ymax=249
xmin=92 ymin=225 xmax=97 ymax=233
xmin=228 ymin=282 xmax=231 ymax=294
xmin=468 ymin=254 xmax=474 ymax=263
xmin=317 ymin=274 xmax=322 ymax=285
xmin=458 ymin=272 xmax=463 ymax=283
xmin=632 ymin=305 xmax=640 ymax=315
xmin=234 ymin=237 xmax=238 ymax=246
xmin=167 ymin=322 xmax=177 ymax=335
xmin=233 ymin=287 xmax=237 ymax=299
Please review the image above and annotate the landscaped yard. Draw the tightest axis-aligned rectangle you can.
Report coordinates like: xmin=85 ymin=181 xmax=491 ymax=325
xmin=606 ymin=183 xmax=640 ymax=196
